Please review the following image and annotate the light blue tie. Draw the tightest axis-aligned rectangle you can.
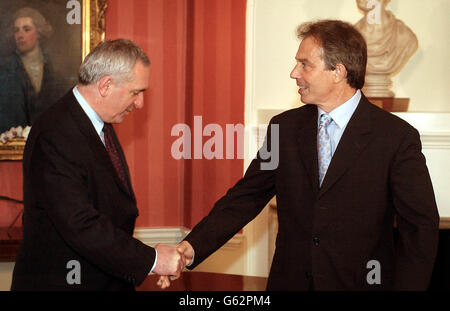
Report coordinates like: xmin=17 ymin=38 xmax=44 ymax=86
xmin=318 ymin=113 xmax=332 ymax=187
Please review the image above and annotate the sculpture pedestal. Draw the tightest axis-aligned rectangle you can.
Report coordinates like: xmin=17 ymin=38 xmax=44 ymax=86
xmin=368 ymin=97 xmax=410 ymax=112
xmin=362 ymin=73 xmax=395 ymax=98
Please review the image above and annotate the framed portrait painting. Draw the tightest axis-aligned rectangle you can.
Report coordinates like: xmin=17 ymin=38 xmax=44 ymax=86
xmin=0 ymin=0 xmax=107 ymax=160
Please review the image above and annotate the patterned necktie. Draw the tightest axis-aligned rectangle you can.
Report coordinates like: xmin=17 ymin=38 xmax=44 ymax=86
xmin=103 ymin=123 xmax=130 ymax=193
xmin=317 ymin=113 xmax=333 ymax=187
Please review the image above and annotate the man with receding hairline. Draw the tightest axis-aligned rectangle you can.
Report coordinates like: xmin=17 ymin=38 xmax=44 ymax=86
xmin=11 ymin=39 xmax=185 ymax=291
xmin=161 ymin=20 xmax=439 ymax=291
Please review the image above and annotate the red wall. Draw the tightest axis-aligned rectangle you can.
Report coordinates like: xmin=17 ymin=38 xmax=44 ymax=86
xmin=106 ymin=0 xmax=188 ymax=227
xmin=106 ymin=0 xmax=246 ymax=229
xmin=0 ymin=162 xmax=23 ymax=227
xmin=0 ymin=0 xmax=246 ymax=232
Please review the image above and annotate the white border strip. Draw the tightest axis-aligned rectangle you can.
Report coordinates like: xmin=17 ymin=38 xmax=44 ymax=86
xmin=420 ymin=132 xmax=450 ymax=149
xmin=134 ymin=227 xmax=243 ymax=250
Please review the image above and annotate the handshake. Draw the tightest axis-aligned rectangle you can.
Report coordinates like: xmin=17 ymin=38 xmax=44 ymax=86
xmin=153 ymin=240 xmax=194 ymax=289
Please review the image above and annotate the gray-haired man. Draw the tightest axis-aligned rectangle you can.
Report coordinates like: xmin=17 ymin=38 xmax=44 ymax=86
xmin=11 ymin=39 xmax=185 ymax=291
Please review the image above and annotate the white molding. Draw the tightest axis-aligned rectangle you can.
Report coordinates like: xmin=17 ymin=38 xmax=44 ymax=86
xmin=254 ymin=110 xmax=450 ymax=150
xmin=133 ymin=227 xmax=189 ymax=246
xmin=244 ymin=0 xmax=257 ymax=130
xmin=392 ymin=112 xmax=450 ymax=150
xmin=420 ymin=132 xmax=450 ymax=149
xmin=133 ymin=227 xmax=244 ymax=250
xmin=242 ymin=0 xmax=272 ymax=278
xmin=244 ymin=0 xmax=257 ymax=170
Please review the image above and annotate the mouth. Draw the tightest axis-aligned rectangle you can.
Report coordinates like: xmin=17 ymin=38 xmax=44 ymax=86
xmin=122 ymin=109 xmax=131 ymax=117
xmin=297 ymin=85 xmax=308 ymax=94
xmin=125 ymin=105 xmax=134 ymax=113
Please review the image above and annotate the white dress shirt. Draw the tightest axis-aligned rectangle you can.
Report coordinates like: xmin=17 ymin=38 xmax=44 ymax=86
xmin=72 ymin=86 xmax=105 ymax=145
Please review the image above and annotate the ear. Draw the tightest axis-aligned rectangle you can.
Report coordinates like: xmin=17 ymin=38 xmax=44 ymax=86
xmin=334 ymin=63 xmax=347 ymax=83
xmin=98 ymin=76 xmax=113 ymax=97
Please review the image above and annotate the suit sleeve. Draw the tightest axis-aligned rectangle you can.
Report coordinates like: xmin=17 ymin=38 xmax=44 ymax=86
xmin=390 ymin=127 xmax=439 ymax=290
xmin=30 ymin=131 xmax=155 ymax=286
xmin=184 ymin=119 xmax=278 ymax=269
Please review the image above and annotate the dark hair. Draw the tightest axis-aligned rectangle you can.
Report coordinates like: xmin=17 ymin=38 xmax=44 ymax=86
xmin=297 ymin=20 xmax=367 ymax=89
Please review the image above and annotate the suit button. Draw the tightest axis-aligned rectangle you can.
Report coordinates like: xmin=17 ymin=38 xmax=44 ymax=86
xmin=313 ymin=237 xmax=320 ymax=246
xmin=305 ymin=272 xmax=312 ymax=279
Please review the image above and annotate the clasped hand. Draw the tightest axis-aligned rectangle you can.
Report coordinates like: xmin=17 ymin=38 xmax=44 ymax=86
xmin=153 ymin=241 xmax=193 ymax=289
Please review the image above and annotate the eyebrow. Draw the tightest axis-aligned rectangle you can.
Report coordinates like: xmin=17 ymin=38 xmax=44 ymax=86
xmin=131 ymin=88 xmax=147 ymax=94
xmin=14 ymin=25 xmax=33 ymax=30
xmin=297 ymin=58 xmax=314 ymax=66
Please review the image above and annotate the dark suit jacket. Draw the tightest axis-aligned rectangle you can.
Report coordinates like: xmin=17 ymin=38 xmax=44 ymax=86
xmin=11 ymin=90 xmax=155 ymax=291
xmin=184 ymin=94 xmax=439 ymax=290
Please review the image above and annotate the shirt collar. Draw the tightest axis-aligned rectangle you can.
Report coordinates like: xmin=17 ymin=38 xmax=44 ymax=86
xmin=72 ymin=86 xmax=104 ymax=137
xmin=317 ymin=89 xmax=361 ymax=129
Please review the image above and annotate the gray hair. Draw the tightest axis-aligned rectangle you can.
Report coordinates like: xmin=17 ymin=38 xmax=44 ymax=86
xmin=78 ymin=39 xmax=150 ymax=85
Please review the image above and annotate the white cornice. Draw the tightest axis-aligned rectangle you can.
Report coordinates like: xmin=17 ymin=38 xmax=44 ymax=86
xmin=420 ymin=132 xmax=450 ymax=149
xmin=133 ymin=227 xmax=243 ymax=250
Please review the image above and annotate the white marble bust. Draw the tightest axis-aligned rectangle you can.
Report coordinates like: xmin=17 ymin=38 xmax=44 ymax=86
xmin=355 ymin=0 xmax=418 ymax=97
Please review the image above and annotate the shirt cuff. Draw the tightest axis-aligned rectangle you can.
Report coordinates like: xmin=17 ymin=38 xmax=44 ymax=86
xmin=149 ymin=248 xmax=157 ymax=274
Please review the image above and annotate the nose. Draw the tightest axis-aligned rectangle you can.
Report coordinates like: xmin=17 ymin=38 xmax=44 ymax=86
xmin=134 ymin=92 xmax=145 ymax=109
xmin=15 ymin=30 xmax=24 ymax=40
xmin=290 ymin=63 xmax=301 ymax=80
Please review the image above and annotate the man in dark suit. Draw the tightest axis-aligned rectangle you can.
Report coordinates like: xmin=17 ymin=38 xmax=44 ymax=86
xmin=11 ymin=39 xmax=185 ymax=290
xmin=159 ymin=20 xmax=439 ymax=290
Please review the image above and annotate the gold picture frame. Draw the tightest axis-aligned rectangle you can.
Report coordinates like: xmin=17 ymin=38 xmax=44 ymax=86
xmin=0 ymin=0 xmax=107 ymax=161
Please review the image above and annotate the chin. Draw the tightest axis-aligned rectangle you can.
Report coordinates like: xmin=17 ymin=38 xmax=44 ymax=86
xmin=116 ymin=117 xmax=126 ymax=124
xmin=17 ymin=47 xmax=28 ymax=54
xmin=300 ymin=95 xmax=312 ymax=105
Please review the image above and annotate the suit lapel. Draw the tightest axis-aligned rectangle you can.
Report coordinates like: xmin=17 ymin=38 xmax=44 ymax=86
xmin=318 ymin=95 xmax=373 ymax=197
xmin=296 ymin=105 xmax=320 ymax=195
xmin=64 ymin=91 xmax=136 ymax=202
